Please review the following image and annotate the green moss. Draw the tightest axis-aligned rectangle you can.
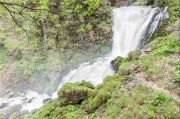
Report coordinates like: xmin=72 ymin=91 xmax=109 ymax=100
xmin=78 ymin=80 xmax=95 ymax=89
xmin=131 ymin=0 xmax=147 ymax=6
xmin=110 ymin=56 xmax=124 ymax=72
xmin=96 ymin=81 xmax=121 ymax=92
xmin=60 ymin=110 xmax=86 ymax=119
xmin=116 ymin=95 xmax=133 ymax=109
xmin=127 ymin=49 xmax=141 ymax=61
xmin=57 ymin=81 xmax=95 ymax=106
xmin=104 ymin=106 xmax=121 ymax=119
xmin=174 ymin=70 xmax=180 ymax=83
xmin=118 ymin=62 xmax=135 ymax=79
xmin=103 ymin=74 xmax=123 ymax=83
xmin=82 ymin=90 xmax=111 ymax=113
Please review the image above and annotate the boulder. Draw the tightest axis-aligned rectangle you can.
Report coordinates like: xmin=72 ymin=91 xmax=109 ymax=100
xmin=0 ymin=102 xmax=8 ymax=109
xmin=57 ymin=81 xmax=95 ymax=106
xmin=0 ymin=104 xmax=22 ymax=119
xmin=110 ymin=56 xmax=124 ymax=72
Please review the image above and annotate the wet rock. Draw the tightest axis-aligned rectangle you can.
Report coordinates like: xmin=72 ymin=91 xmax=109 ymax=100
xmin=0 ymin=102 xmax=8 ymax=109
xmin=146 ymin=0 xmax=155 ymax=5
xmin=6 ymin=92 xmax=15 ymax=98
xmin=110 ymin=56 xmax=124 ymax=72
xmin=31 ymin=108 xmax=38 ymax=114
xmin=22 ymin=98 xmax=33 ymax=104
xmin=8 ymin=110 xmax=29 ymax=119
xmin=43 ymin=98 xmax=52 ymax=104
xmin=139 ymin=49 xmax=147 ymax=57
xmin=21 ymin=109 xmax=29 ymax=115
xmin=0 ymin=104 xmax=23 ymax=119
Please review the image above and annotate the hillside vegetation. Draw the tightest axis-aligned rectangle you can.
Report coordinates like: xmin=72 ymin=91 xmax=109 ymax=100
xmin=0 ymin=0 xmax=112 ymax=94
xmin=19 ymin=0 xmax=180 ymax=119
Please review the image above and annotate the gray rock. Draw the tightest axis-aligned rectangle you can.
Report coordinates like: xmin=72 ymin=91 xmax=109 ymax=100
xmin=0 ymin=102 xmax=8 ymax=109
xmin=43 ymin=98 xmax=52 ymax=104
xmin=0 ymin=104 xmax=23 ymax=119
xmin=145 ymin=48 xmax=152 ymax=52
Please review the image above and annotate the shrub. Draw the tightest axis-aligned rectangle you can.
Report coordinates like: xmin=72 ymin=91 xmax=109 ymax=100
xmin=151 ymin=91 xmax=172 ymax=106
xmin=127 ymin=49 xmax=141 ymax=61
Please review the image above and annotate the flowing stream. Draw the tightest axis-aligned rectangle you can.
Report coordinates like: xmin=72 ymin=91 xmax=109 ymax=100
xmin=0 ymin=6 xmax=168 ymax=116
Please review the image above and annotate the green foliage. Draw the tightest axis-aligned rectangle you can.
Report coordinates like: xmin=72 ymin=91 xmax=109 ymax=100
xmin=127 ymin=49 xmax=141 ymax=61
xmin=3 ymin=1 xmax=180 ymax=119
xmin=150 ymin=36 xmax=179 ymax=56
xmin=131 ymin=0 xmax=148 ymax=6
xmin=60 ymin=0 xmax=101 ymax=33
xmin=0 ymin=49 xmax=10 ymax=64
xmin=118 ymin=62 xmax=135 ymax=79
xmin=116 ymin=95 xmax=133 ymax=109
xmin=82 ymin=90 xmax=111 ymax=113
xmin=104 ymin=106 xmax=121 ymax=119
xmin=174 ymin=70 xmax=180 ymax=83
xmin=151 ymin=91 xmax=172 ymax=106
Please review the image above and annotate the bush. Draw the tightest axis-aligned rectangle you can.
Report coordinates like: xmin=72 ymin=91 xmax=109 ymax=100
xmin=151 ymin=91 xmax=172 ymax=106
xmin=127 ymin=49 xmax=141 ymax=61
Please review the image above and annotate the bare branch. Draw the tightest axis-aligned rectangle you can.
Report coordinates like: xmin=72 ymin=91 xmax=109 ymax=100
xmin=0 ymin=1 xmax=60 ymax=14
xmin=1 ymin=3 xmax=30 ymax=40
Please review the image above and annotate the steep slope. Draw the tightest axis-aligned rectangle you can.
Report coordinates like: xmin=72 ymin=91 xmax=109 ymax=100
xmin=20 ymin=0 xmax=180 ymax=119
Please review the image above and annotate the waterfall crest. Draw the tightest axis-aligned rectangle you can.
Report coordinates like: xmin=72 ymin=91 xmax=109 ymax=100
xmin=111 ymin=6 xmax=156 ymax=57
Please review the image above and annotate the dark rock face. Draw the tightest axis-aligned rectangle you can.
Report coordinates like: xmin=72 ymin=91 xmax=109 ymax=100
xmin=43 ymin=98 xmax=52 ymax=104
xmin=110 ymin=0 xmax=155 ymax=6
xmin=0 ymin=103 xmax=8 ymax=109
xmin=146 ymin=0 xmax=155 ymax=5
xmin=110 ymin=0 xmax=136 ymax=6
xmin=110 ymin=56 xmax=124 ymax=72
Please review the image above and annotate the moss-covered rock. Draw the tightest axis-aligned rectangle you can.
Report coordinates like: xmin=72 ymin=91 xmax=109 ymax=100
xmin=110 ymin=56 xmax=124 ymax=72
xmin=57 ymin=81 xmax=95 ymax=106
xmin=127 ymin=49 xmax=141 ymax=61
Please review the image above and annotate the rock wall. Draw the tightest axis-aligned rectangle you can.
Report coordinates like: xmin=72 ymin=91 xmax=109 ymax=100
xmin=110 ymin=0 xmax=155 ymax=6
xmin=110 ymin=0 xmax=135 ymax=6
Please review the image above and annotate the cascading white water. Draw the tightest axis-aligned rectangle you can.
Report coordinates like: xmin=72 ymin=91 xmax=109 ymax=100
xmin=111 ymin=6 xmax=157 ymax=57
xmin=0 ymin=6 xmax=167 ymax=116
xmin=51 ymin=6 xmax=161 ymax=98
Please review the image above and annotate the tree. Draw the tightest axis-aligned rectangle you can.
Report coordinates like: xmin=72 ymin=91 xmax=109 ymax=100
xmin=0 ymin=0 xmax=59 ymax=41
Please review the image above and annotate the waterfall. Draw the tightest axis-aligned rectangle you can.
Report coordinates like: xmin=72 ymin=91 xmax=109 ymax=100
xmin=0 ymin=6 xmax=166 ymax=115
xmin=51 ymin=6 xmax=160 ymax=98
